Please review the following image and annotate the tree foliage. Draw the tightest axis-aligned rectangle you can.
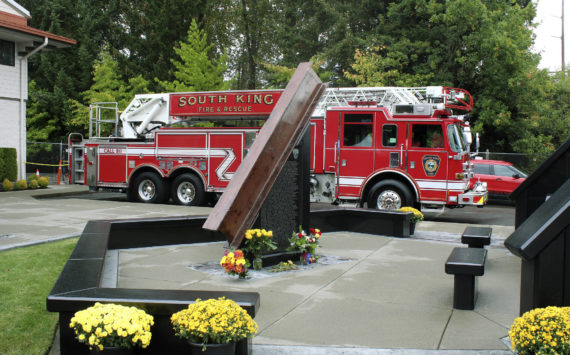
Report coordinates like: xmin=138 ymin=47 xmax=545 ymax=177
xmin=19 ymin=0 xmax=569 ymax=158
xmin=157 ymin=19 xmax=229 ymax=92
xmin=108 ymin=0 xmax=206 ymax=87
xmin=343 ymin=0 xmax=568 ymax=157
xmin=69 ymin=51 xmax=150 ymax=134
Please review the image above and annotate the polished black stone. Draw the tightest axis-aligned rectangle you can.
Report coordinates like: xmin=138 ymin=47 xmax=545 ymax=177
xmin=310 ymin=208 xmax=412 ymax=237
xmin=445 ymin=247 xmax=487 ymax=310
xmin=505 ymin=179 xmax=570 ymax=314
xmin=108 ymin=216 xmax=226 ymax=249
xmin=461 ymin=226 xmax=492 ymax=248
xmin=47 ymin=215 xmax=259 ymax=355
xmin=445 ymin=247 xmax=487 ymax=276
xmin=257 ymin=125 xmax=311 ymax=253
xmin=511 ymin=136 xmax=570 ymax=227
xmin=49 ymin=259 xmax=103 ymax=295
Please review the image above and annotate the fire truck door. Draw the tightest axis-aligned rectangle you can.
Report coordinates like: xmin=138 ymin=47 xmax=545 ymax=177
xmin=86 ymin=146 xmax=97 ymax=186
xmin=337 ymin=112 xmax=375 ymax=198
xmin=97 ymin=146 xmax=128 ymax=184
xmin=407 ymin=123 xmax=449 ymax=202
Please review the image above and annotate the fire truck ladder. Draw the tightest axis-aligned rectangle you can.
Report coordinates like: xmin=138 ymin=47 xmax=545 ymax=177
xmin=312 ymin=86 xmax=471 ymax=117
xmin=89 ymin=102 xmax=119 ymax=138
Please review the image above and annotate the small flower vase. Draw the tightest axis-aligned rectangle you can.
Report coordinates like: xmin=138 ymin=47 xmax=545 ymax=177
xmin=300 ymin=252 xmax=310 ymax=265
xmin=90 ymin=347 xmax=133 ymax=355
xmin=188 ymin=341 xmax=236 ymax=354
xmin=410 ymin=222 xmax=416 ymax=235
xmin=253 ymin=256 xmax=263 ymax=271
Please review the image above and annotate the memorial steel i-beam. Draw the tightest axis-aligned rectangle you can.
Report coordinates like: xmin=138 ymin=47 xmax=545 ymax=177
xmin=202 ymin=62 xmax=326 ymax=248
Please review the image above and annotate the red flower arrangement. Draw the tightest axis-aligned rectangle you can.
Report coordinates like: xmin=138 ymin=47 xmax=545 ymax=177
xmin=288 ymin=226 xmax=322 ymax=264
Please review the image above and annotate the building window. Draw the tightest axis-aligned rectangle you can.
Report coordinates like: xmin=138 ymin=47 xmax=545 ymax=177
xmin=0 ymin=40 xmax=15 ymax=66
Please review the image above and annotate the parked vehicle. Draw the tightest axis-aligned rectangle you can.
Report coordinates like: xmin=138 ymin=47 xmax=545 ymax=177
xmin=471 ymin=159 xmax=526 ymax=200
xmin=68 ymin=86 xmax=487 ymax=212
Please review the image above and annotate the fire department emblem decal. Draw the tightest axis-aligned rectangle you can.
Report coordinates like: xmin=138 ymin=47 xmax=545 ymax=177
xmin=422 ymin=155 xmax=440 ymax=177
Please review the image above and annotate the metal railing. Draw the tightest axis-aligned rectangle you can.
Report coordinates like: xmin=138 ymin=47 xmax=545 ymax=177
xmin=474 ymin=150 xmax=549 ymax=174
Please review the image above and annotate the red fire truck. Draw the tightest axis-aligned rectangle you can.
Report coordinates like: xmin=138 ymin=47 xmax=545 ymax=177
xmin=68 ymin=86 xmax=487 ymax=212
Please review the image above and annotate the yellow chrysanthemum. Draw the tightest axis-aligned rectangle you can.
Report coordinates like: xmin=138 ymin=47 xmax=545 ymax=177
xmin=69 ymin=303 xmax=153 ymax=350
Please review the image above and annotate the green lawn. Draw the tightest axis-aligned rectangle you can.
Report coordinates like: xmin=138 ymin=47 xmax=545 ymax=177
xmin=0 ymin=238 xmax=77 ymax=355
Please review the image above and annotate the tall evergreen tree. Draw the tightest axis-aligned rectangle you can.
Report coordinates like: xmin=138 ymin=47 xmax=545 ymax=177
xmin=110 ymin=0 xmax=207 ymax=88
xmin=157 ymin=19 xmax=229 ymax=92
xmin=69 ymin=51 xmax=150 ymax=134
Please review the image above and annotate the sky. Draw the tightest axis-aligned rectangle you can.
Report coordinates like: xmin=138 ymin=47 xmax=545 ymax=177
xmin=533 ymin=0 xmax=569 ymax=71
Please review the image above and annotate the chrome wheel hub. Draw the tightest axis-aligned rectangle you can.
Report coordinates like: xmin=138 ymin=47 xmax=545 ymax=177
xmin=177 ymin=182 xmax=196 ymax=203
xmin=376 ymin=190 xmax=402 ymax=210
xmin=138 ymin=179 xmax=156 ymax=201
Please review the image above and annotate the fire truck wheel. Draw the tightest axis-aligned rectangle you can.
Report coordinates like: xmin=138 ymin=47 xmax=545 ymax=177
xmin=171 ymin=174 xmax=205 ymax=206
xmin=133 ymin=172 xmax=168 ymax=203
xmin=367 ymin=179 xmax=412 ymax=211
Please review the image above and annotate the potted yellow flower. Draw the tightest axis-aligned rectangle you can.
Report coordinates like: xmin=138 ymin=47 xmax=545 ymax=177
xmin=509 ymin=306 xmax=570 ymax=355
xmin=171 ymin=297 xmax=258 ymax=354
xmin=398 ymin=206 xmax=424 ymax=235
xmin=69 ymin=302 xmax=153 ymax=354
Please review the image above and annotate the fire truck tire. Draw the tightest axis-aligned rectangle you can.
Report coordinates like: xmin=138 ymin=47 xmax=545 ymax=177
xmin=367 ymin=179 xmax=413 ymax=211
xmin=171 ymin=174 xmax=205 ymax=206
xmin=133 ymin=172 xmax=169 ymax=204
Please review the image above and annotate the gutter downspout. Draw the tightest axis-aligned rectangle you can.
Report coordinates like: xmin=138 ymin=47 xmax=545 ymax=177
xmin=18 ymin=37 xmax=49 ymax=180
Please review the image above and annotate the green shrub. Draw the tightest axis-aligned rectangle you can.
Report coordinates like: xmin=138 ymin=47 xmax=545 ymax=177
xmin=0 ymin=148 xmax=17 ymax=181
xmin=29 ymin=179 xmax=39 ymax=189
xmin=15 ymin=179 xmax=27 ymax=190
xmin=0 ymin=152 xmax=4 ymax=181
xmin=38 ymin=176 xmax=49 ymax=188
xmin=27 ymin=174 xmax=40 ymax=183
xmin=2 ymin=178 xmax=14 ymax=191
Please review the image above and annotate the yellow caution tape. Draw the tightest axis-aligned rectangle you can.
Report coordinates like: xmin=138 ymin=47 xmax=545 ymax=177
xmin=24 ymin=161 xmax=68 ymax=167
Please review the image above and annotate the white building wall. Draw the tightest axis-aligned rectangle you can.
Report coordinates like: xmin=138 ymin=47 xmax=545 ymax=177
xmin=0 ymin=99 xmax=20 ymax=150
xmin=0 ymin=54 xmax=24 ymax=99
xmin=0 ymin=48 xmax=27 ymax=179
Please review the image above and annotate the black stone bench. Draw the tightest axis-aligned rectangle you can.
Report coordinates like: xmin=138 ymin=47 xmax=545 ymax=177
xmin=461 ymin=226 xmax=492 ymax=248
xmin=47 ymin=217 xmax=259 ymax=355
xmin=445 ymin=247 xmax=487 ymax=310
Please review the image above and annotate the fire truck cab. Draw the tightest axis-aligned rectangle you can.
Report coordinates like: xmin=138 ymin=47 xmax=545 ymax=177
xmin=310 ymin=101 xmax=486 ymax=211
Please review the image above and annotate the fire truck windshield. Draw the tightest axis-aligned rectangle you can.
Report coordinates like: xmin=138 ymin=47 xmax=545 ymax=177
xmin=447 ymin=124 xmax=466 ymax=153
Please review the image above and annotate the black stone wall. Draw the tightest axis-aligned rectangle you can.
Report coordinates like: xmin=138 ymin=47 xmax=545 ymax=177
xmin=256 ymin=125 xmax=310 ymax=252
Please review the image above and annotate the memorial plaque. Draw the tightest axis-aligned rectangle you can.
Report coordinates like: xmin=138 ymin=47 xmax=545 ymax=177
xmin=202 ymin=62 xmax=325 ymax=248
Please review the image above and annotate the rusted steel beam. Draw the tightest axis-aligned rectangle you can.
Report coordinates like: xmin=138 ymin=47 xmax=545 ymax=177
xmin=202 ymin=62 xmax=325 ymax=248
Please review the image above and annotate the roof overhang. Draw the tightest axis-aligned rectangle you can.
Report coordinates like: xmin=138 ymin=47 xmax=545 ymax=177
xmin=0 ymin=10 xmax=76 ymax=54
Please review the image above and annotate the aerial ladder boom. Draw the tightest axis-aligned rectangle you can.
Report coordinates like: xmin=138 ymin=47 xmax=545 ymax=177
xmin=99 ymin=86 xmax=472 ymax=139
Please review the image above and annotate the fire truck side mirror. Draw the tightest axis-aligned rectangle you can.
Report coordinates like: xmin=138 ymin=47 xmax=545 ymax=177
xmin=463 ymin=131 xmax=472 ymax=145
